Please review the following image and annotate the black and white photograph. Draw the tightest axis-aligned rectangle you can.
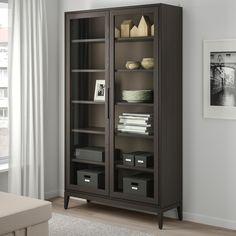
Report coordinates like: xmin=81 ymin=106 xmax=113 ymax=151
xmin=204 ymin=39 xmax=236 ymax=119
xmin=210 ymin=52 xmax=236 ymax=107
xmin=94 ymin=80 xmax=105 ymax=101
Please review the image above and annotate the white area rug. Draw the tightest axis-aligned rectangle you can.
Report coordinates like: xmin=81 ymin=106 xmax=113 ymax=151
xmin=49 ymin=213 xmax=151 ymax=236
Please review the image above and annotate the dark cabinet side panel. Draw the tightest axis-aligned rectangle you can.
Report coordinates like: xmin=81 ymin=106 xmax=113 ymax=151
xmin=158 ymin=5 xmax=182 ymax=208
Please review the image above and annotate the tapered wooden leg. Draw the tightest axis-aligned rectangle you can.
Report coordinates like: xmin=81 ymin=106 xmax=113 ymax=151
xmin=158 ymin=212 xmax=163 ymax=230
xmin=87 ymin=199 xmax=91 ymax=203
xmin=177 ymin=205 xmax=183 ymax=221
xmin=64 ymin=194 xmax=70 ymax=209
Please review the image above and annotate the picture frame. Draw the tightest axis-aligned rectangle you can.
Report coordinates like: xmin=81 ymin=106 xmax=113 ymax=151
xmin=94 ymin=80 xmax=105 ymax=101
xmin=203 ymin=39 xmax=236 ymax=119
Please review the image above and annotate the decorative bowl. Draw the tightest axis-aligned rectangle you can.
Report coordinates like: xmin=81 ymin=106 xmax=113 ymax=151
xmin=141 ymin=58 xmax=154 ymax=69
xmin=125 ymin=61 xmax=140 ymax=70
xmin=122 ymin=90 xmax=153 ymax=103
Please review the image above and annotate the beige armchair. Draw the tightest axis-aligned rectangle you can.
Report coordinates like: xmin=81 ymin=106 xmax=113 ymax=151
xmin=0 ymin=192 xmax=51 ymax=236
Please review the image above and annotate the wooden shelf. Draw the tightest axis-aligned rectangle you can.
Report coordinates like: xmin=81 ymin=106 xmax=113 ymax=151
xmin=72 ymin=100 xmax=105 ymax=105
xmin=72 ymin=69 xmax=106 ymax=73
xmin=115 ymin=131 xmax=153 ymax=139
xmin=116 ymin=163 xmax=154 ymax=173
xmin=116 ymin=101 xmax=153 ymax=106
xmin=72 ymin=38 xmax=105 ymax=43
xmin=115 ymin=36 xmax=153 ymax=42
xmin=115 ymin=69 xmax=153 ymax=73
xmin=72 ymin=127 xmax=105 ymax=135
xmin=72 ymin=158 xmax=105 ymax=166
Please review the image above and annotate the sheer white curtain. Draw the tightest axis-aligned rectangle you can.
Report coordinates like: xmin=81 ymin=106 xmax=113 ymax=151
xmin=8 ymin=0 xmax=48 ymax=199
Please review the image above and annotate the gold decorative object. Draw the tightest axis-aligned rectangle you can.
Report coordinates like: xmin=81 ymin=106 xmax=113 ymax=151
xmin=121 ymin=20 xmax=133 ymax=37
xmin=125 ymin=61 xmax=140 ymax=70
xmin=137 ymin=16 xmax=151 ymax=37
xmin=151 ymin=24 xmax=154 ymax=36
xmin=115 ymin=27 xmax=121 ymax=38
xmin=141 ymin=58 xmax=154 ymax=69
xmin=130 ymin=25 xmax=139 ymax=37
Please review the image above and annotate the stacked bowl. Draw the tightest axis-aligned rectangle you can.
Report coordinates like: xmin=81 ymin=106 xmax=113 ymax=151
xmin=122 ymin=90 xmax=153 ymax=103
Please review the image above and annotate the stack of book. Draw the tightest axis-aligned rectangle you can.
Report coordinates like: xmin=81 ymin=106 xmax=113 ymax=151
xmin=117 ymin=112 xmax=153 ymax=135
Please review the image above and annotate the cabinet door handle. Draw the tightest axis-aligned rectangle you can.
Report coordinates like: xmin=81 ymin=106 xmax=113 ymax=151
xmin=107 ymin=87 xmax=109 ymax=119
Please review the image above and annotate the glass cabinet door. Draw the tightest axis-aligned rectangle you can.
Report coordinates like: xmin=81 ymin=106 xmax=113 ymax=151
xmin=65 ymin=11 xmax=109 ymax=196
xmin=109 ymin=7 xmax=157 ymax=203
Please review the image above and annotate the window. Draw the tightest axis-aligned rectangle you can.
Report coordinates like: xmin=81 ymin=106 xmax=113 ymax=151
xmin=0 ymin=87 xmax=7 ymax=98
xmin=0 ymin=69 xmax=7 ymax=79
xmin=0 ymin=1 xmax=8 ymax=169
xmin=0 ymin=107 xmax=8 ymax=118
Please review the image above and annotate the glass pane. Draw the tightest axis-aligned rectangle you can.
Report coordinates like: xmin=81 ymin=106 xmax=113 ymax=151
xmin=68 ymin=15 xmax=107 ymax=194
xmin=71 ymin=17 xmax=105 ymax=40
xmin=112 ymin=11 xmax=155 ymax=199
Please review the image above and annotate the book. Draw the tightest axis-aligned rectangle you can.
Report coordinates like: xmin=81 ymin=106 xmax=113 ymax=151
xmin=119 ymin=118 xmax=152 ymax=126
xmin=119 ymin=115 xmax=152 ymax=121
xmin=118 ymin=128 xmax=151 ymax=135
xmin=117 ymin=124 xmax=152 ymax=131
xmin=122 ymin=112 xmax=153 ymax=118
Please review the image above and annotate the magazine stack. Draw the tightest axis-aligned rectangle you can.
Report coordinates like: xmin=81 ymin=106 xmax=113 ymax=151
xmin=117 ymin=112 xmax=153 ymax=135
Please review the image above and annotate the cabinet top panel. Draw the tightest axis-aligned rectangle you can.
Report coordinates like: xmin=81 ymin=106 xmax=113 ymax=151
xmin=65 ymin=3 xmax=182 ymax=15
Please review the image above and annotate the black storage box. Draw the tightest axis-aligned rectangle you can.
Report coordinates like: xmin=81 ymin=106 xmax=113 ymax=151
xmin=122 ymin=152 xmax=135 ymax=166
xmin=123 ymin=174 xmax=153 ymax=197
xmin=75 ymin=146 xmax=105 ymax=162
xmin=135 ymin=152 xmax=154 ymax=168
xmin=77 ymin=169 xmax=104 ymax=189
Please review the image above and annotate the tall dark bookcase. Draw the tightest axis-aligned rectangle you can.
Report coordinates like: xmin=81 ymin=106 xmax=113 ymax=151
xmin=65 ymin=3 xmax=182 ymax=229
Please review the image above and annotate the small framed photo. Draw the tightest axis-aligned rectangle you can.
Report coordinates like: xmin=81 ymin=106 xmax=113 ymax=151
xmin=94 ymin=80 xmax=105 ymax=101
xmin=203 ymin=39 xmax=236 ymax=119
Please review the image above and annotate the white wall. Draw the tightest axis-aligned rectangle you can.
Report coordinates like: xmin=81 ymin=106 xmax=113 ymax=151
xmin=58 ymin=0 xmax=236 ymax=230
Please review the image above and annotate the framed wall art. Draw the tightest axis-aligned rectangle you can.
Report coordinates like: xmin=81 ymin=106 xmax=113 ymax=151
xmin=94 ymin=80 xmax=105 ymax=101
xmin=203 ymin=39 xmax=236 ymax=119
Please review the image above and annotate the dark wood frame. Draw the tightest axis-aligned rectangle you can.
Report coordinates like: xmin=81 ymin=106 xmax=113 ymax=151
xmin=65 ymin=3 xmax=182 ymax=230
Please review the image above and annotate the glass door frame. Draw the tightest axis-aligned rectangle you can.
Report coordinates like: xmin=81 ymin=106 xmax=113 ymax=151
xmin=65 ymin=10 xmax=110 ymax=196
xmin=109 ymin=6 xmax=159 ymax=204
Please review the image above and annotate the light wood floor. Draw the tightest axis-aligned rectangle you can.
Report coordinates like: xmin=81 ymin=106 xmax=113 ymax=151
xmin=51 ymin=198 xmax=235 ymax=236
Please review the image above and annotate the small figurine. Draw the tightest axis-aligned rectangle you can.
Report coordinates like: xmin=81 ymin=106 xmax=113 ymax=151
xmin=137 ymin=16 xmax=151 ymax=37
xmin=121 ymin=20 xmax=133 ymax=37
xmin=115 ymin=27 xmax=121 ymax=38
xmin=151 ymin=24 xmax=154 ymax=36
xmin=130 ymin=25 xmax=139 ymax=37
